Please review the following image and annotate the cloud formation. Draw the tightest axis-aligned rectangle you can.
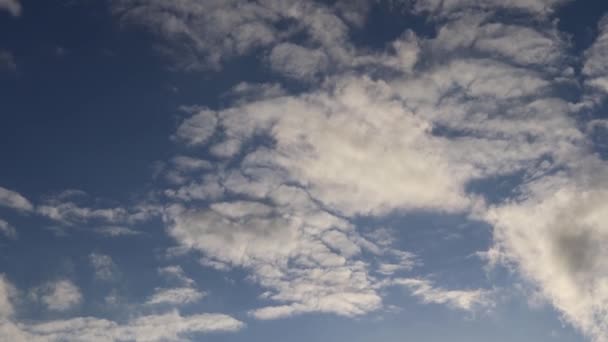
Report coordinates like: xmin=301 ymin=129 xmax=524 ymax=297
xmin=5 ymin=0 xmax=608 ymax=340
xmin=146 ymin=287 xmax=206 ymax=306
xmin=35 ymin=280 xmax=82 ymax=312
xmin=0 ymin=275 xmax=244 ymax=341
xmin=121 ymin=1 xmax=608 ymax=340
xmin=0 ymin=187 xmax=33 ymax=212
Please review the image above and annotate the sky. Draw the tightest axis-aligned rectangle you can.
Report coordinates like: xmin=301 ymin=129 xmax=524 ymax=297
xmin=0 ymin=0 xmax=608 ymax=341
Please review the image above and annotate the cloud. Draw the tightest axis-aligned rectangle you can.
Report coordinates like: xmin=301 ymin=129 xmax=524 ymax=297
xmin=0 ymin=275 xmax=16 ymax=318
xmin=155 ymin=0 xmax=583 ymax=322
xmin=93 ymin=226 xmax=140 ymax=237
xmin=485 ymin=159 xmax=608 ymax=341
xmin=167 ymin=198 xmax=386 ymax=319
xmin=0 ymin=187 xmax=33 ymax=212
xmin=0 ymin=0 xmax=20 ymax=17
xmin=89 ymin=253 xmax=116 ymax=281
xmin=0 ymin=219 xmax=16 ymax=239
xmin=392 ymin=278 xmax=493 ymax=311
xmin=102 ymin=0 xmax=608 ymax=338
xmin=35 ymin=197 xmax=159 ymax=232
xmin=268 ymin=43 xmax=329 ymax=79
xmin=1 ymin=311 xmax=243 ymax=342
xmin=412 ymin=0 xmax=570 ymax=17
xmin=110 ymin=0 xmax=356 ymax=72
xmin=37 ymin=203 xmax=129 ymax=225
xmin=158 ymin=265 xmax=195 ymax=287
xmin=0 ymin=275 xmax=244 ymax=341
xmin=146 ymin=287 xmax=206 ymax=306
xmin=584 ymin=16 xmax=608 ymax=98
xmin=35 ymin=280 xmax=82 ymax=312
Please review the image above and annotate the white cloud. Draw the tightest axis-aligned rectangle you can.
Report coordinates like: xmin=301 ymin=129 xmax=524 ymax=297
xmin=36 ymin=198 xmax=158 ymax=232
xmin=166 ymin=196 xmax=386 ymax=319
xmin=0 ymin=275 xmax=16 ymax=318
xmin=392 ymin=278 xmax=493 ymax=311
xmin=94 ymin=226 xmax=140 ymax=237
xmin=174 ymin=108 xmax=218 ymax=146
xmin=0 ymin=0 xmax=20 ymax=17
xmin=268 ymin=43 xmax=329 ymax=79
xmin=36 ymin=280 xmax=82 ymax=312
xmin=486 ymin=159 xmax=608 ymax=341
xmin=89 ymin=253 xmax=116 ymax=281
xmin=111 ymin=0 xmax=356 ymax=71
xmin=1 ymin=310 xmax=243 ymax=342
xmin=0 ymin=275 xmax=243 ymax=341
xmin=0 ymin=219 xmax=16 ymax=239
xmin=146 ymin=287 xmax=206 ymax=306
xmin=412 ymin=0 xmax=570 ymax=17
xmin=37 ymin=203 xmax=128 ymax=225
xmin=584 ymin=16 xmax=608 ymax=98
xmin=430 ymin=14 xmax=567 ymax=70
xmin=0 ymin=186 xmax=33 ymax=212
xmin=106 ymin=0 xmax=608 ymax=338
xmin=158 ymin=265 xmax=195 ymax=286
xmin=160 ymin=10 xmax=581 ymax=321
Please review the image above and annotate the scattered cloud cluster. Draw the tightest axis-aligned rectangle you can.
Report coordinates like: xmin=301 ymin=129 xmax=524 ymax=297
xmin=3 ymin=0 xmax=608 ymax=341
xmin=33 ymin=280 xmax=83 ymax=312
xmin=0 ymin=274 xmax=244 ymax=342
xmin=114 ymin=0 xmax=608 ymax=340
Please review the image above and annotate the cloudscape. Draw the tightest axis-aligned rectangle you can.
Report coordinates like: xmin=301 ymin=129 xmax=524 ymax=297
xmin=1 ymin=0 xmax=608 ymax=341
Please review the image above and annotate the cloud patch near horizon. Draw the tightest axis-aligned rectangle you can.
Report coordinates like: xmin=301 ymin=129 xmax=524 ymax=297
xmin=0 ymin=275 xmax=244 ymax=342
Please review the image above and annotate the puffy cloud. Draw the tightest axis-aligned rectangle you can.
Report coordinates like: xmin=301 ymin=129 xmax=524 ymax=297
xmin=0 ymin=275 xmax=16 ymax=318
xmin=89 ymin=253 xmax=116 ymax=281
xmin=166 ymin=195 xmax=385 ymax=319
xmin=268 ymin=43 xmax=329 ymax=79
xmin=486 ymin=159 xmax=608 ymax=341
xmin=173 ymin=108 xmax=218 ymax=146
xmin=429 ymin=13 xmax=568 ymax=70
xmin=0 ymin=219 xmax=16 ymax=239
xmin=0 ymin=187 xmax=33 ymax=212
xmin=35 ymin=280 xmax=82 ymax=312
xmin=146 ymin=287 xmax=206 ymax=306
xmin=98 ymin=0 xmax=608 ymax=338
xmin=0 ymin=0 xmax=20 ymax=17
xmin=157 ymin=3 xmax=587 ymax=322
xmin=158 ymin=265 xmax=195 ymax=287
xmin=110 ymin=0 xmax=355 ymax=71
xmin=0 ymin=275 xmax=243 ymax=341
xmin=584 ymin=16 xmax=608 ymax=98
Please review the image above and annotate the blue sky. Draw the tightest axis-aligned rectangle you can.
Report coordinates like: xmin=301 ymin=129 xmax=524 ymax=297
xmin=1 ymin=0 xmax=608 ymax=341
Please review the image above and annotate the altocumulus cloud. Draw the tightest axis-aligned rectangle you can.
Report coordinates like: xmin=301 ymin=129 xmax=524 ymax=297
xmin=2 ymin=0 xmax=608 ymax=341
xmin=110 ymin=0 xmax=608 ymax=340
xmin=0 ymin=275 xmax=245 ymax=342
